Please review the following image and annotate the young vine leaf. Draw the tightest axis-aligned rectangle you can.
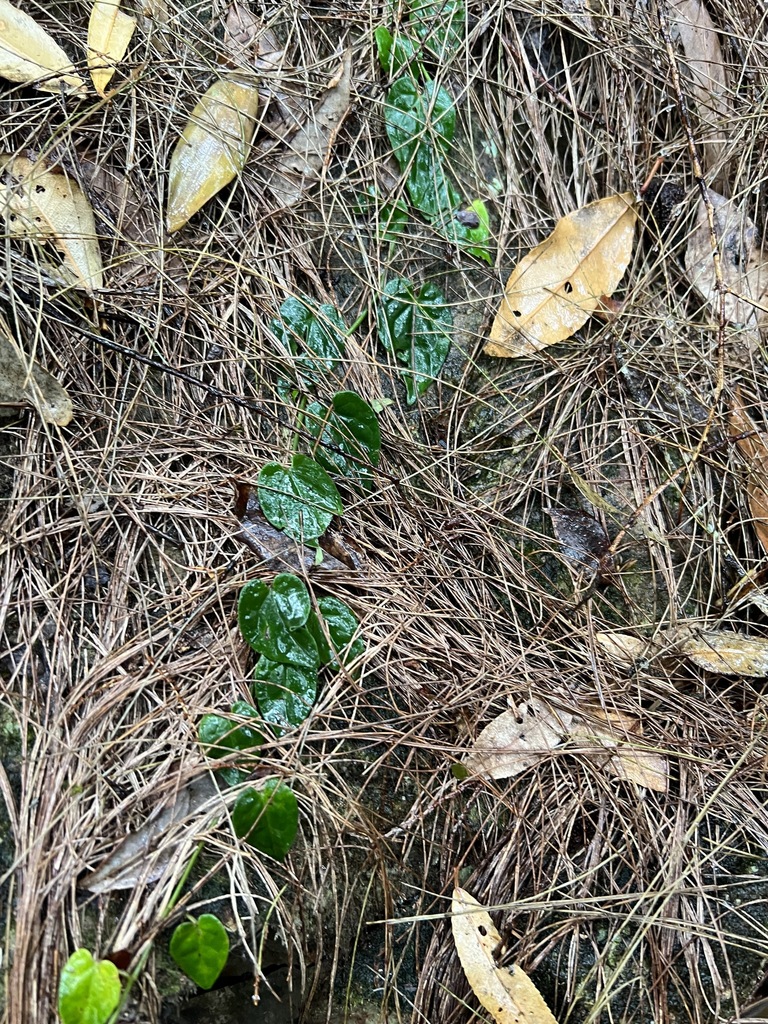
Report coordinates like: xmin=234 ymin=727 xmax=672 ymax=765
xmin=377 ymin=278 xmax=453 ymax=402
xmin=232 ymin=780 xmax=299 ymax=859
xmin=170 ymin=914 xmax=229 ymax=990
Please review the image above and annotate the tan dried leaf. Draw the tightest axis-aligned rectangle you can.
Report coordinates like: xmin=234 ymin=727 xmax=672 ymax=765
xmin=464 ymin=699 xmax=571 ymax=780
xmin=88 ymin=0 xmax=137 ymax=97
xmin=167 ymin=77 xmax=259 ymax=233
xmin=451 ymin=887 xmax=559 ymax=1024
xmin=684 ymin=189 xmax=768 ymax=327
xmin=729 ymin=393 xmax=768 ymax=555
xmin=669 ymin=0 xmax=729 ymax=172
xmin=570 ymin=708 xmax=668 ymax=794
xmin=0 ymin=319 xmax=72 ymax=425
xmin=267 ymin=49 xmax=352 ymax=209
xmin=486 ymin=193 xmax=637 ymax=357
xmin=0 ymin=0 xmax=85 ymax=93
xmin=675 ymin=628 xmax=768 ymax=677
xmin=0 ymin=154 xmax=104 ymax=293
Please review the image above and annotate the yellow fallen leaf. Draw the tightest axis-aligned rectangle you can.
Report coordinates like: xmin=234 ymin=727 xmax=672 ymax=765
xmin=674 ymin=628 xmax=768 ymax=677
xmin=729 ymin=392 xmax=768 ymax=555
xmin=570 ymin=707 xmax=668 ymax=794
xmin=486 ymin=193 xmax=637 ymax=357
xmin=88 ymin=0 xmax=137 ymax=97
xmin=0 ymin=317 xmax=72 ymax=425
xmin=167 ymin=78 xmax=259 ymax=233
xmin=451 ymin=887 xmax=558 ymax=1024
xmin=0 ymin=154 xmax=104 ymax=293
xmin=464 ymin=699 xmax=571 ymax=780
xmin=0 ymin=0 xmax=85 ymax=93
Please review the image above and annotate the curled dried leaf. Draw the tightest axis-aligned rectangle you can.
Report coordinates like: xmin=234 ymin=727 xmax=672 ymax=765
xmin=486 ymin=193 xmax=637 ymax=357
xmin=88 ymin=0 xmax=137 ymax=97
xmin=451 ymin=887 xmax=559 ymax=1024
xmin=0 ymin=0 xmax=85 ymax=94
xmin=167 ymin=78 xmax=259 ymax=233
xmin=0 ymin=154 xmax=104 ymax=293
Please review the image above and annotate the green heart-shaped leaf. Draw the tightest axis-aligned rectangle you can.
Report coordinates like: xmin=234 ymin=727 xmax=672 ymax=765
xmin=252 ymin=657 xmax=317 ymax=730
xmin=258 ymin=454 xmax=343 ymax=542
xmin=169 ymin=914 xmax=229 ymax=990
xmin=232 ymin=780 xmax=298 ymax=859
xmin=377 ymin=278 xmax=453 ymax=402
xmin=58 ymin=949 xmax=121 ymax=1024
xmin=306 ymin=391 xmax=381 ymax=480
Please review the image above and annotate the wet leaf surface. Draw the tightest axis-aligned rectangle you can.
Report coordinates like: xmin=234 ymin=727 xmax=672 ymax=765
xmin=258 ymin=454 xmax=344 ymax=542
xmin=306 ymin=391 xmax=381 ymax=479
xmin=170 ymin=914 xmax=229 ymax=990
xmin=232 ymin=780 xmax=298 ymax=859
xmin=377 ymin=277 xmax=453 ymax=402
xmin=252 ymin=656 xmax=317 ymax=729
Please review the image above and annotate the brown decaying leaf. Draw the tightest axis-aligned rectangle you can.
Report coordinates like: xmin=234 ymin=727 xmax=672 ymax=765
xmin=87 ymin=0 xmax=137 ymax=98
xmin=266 ymin=49 xmax=353 ymax=209
xmin=594 ymin=631 xmax=654 ymax=667
xmin=0 ymin=0 xmax=85 ymax=94
xmin=729 ymin=393 xmax=768 ymax=555
xmin=669 ymin=0 xmax=729 ymax=174
xmin=464 ymin=699 xmax=571 ymax=780
xmin=548 ymin=507 xmax=614 ymax=580
xmin=486 ymin=193 xmax=637 ymax=357
xmin=81 ymin=776 xmax=216 ymax=894
xmin=167 ymin=77 xmax=260 ymax=233
xmin=0 ymin=319 xmax=72 ymax=426
xmin=451 ymin=887 xmax=559 ymax=1024
xmin=223 ymin=0 xmax=260 ymax=62
xmin=674 ymin=628 xmax=768 ymax=677
xmin=684 ymin=189 xmax=768 ymax=328
xmin=0 ymin=154 xmax=104 ymax=293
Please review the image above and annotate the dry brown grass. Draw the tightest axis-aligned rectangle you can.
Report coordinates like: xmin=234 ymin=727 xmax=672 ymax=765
xmin=3 ymin=0 xmax=768 ymax=1022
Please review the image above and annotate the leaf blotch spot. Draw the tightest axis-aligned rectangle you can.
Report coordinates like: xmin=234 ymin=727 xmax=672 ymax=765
xmin=563 ymin=280 xmax=573 ymax=294
xmin=478 ymin=925 xmax=487 ymax=936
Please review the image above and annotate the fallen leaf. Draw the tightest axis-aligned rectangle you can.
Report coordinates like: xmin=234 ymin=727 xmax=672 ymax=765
xmin=464 ymin=699 xmax=571 ymax=780
xmin=223 ymin=0 xmax=260 ymax=64
xmin=0 ymin=319 xmax=72 ymax=425
xmin=486 ymin=193 xmax=637 ymax=357
xmin=81 ymin=776 xmax=217 ymax=894
xmin=0 ymin=154 xmax=104 ymax=293
xmin=684 ymin=188 xmax=768 ymax=327
xmin=594 ymin=632 xmax=654 ymax=667
xmin=570 ymin=707 xmax=668 ymax=794
xmin=674 ymin=627 xmax=768 ymax=677
xmin=729 ymin=392 xmax=768 ymax=555
xmin=0 ymin=0 xmax=85 ymax=94
xmin=451 ymin=887 xmax=559 ymax=1024
xmin=167 ymin=77 xmax=260 ymax=233
xmin=266 ymin=49 xmax=352 ymax=209
xmin=88 ymin=0 xmax=137 ymax=97
xmin=669 ymin=0 xmax=729 ymax=174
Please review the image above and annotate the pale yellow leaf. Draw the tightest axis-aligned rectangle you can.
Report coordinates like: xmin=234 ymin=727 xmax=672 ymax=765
xmin=0 ymin=0 xmax=85 ymax=93
xmin=0 ymin=154 xmax=104 ymax=293
xmin=464 ymin=699 xmax=571 ymax=780
xmin=594 ymin=632 xmax=652 ymax=668
xmin=674 ymin=628 xmax=768 ymax=677
xmin=167 ymin=78 xmax=259 ymax=233
xmin=729 ymin=393 xmax=768 ymax=556
xmin=451 ymin=887 xmax=558 ymax=1024
xmin=486 ymin=193 xmax=637 ymax=358
xmin=88 ymin=0 xmax=137 ymax=97
xmin=570 ymin=708 xmax=668 ymax=794
xmin=0 ymin=319 xmax=72 ymax=425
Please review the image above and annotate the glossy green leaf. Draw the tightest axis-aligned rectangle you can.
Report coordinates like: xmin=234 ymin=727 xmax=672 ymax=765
xmin=232 ymin=780 xmax=298 ymax=860
xmin=384 ymin=78 xmax=459 ymax=219
xmin=198 ymin=703 xmax=262 ymax=759
xmin=252 ymin=656 xmax=317 ymax=729
xmin=306 ymin=391 xmax=381 ymax=479
xmin=313 ymin=596 xmax=365 ymax=672
xmin=377 ymin=278 xmax=453 ymax=402
xmin=374 ymin=25 xmax=421 ymax=76
xmin=58 ymin=949 xmax=121 ymax=1024
xmin=169 ymin=914 xmax=229 ymax=990
xmin=237 ymin=580 xmax=269 ymax=650
xmin=270 ymin=295 xmax=347 ymax=384
xmin=409 ymin=0 xmax=466 ymax=57
xmin=258 ymin=454 xmax=344 ymax=542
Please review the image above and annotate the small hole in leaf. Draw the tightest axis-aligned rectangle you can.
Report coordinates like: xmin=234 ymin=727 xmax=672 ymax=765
xmin=9 ymin=215 xmax=15 ymax=222
xmin=478 ymin=925 xmax=487 ymax=936
xmin=512 ymin=309 xmax=522 ymax=317
xmin=34 ymin=185 xmax=45 ymax=194
xmin=564 ymin=281 xmax=573 ymax=294
xmin=34 ymin=217 xmax=41 ymax=224
xmin=515 ymin=716 xmax=524 ymax=725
